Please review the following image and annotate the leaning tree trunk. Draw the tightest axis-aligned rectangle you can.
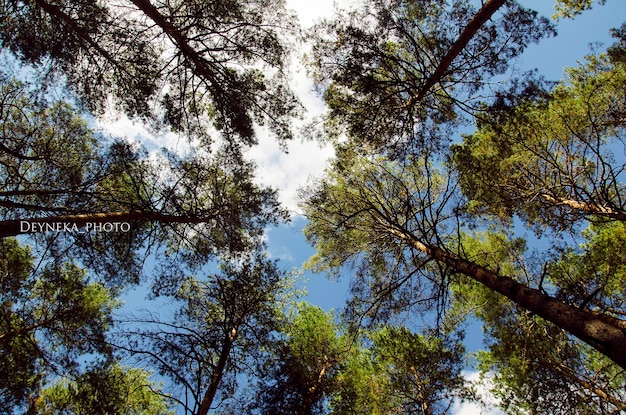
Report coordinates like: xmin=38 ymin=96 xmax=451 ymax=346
xmin=385 ymin=225 xmax=626 ymax=370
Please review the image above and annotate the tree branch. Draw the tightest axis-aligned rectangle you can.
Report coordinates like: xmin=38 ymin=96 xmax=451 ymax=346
xmin=404 ymin=0 xmax=507 ymax=108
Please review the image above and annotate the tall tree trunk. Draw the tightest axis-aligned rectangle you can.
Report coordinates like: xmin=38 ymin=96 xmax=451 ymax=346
xmin=196 ymin=326 xmax=238 ymax=415
xmin=405 ymin=0 xmax=507 ymax=108
xmin=385 ymin=225 xmax=626 ymax=369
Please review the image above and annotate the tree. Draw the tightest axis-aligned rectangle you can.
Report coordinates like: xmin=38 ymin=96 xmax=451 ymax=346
xmin=446 ymin=231 xmax=626 ymax=414
xmin=552 ymin=0 xmax=607 ymax=20
xmin=299 ymin=150 xmax=626 ymax=364
xmin=114 ymin=250 xmax=298 ymax=415
xmin=0 ymin=0 xmax=300 ymax=146
xmin=35 ymin=362 xmax=174 ymax=415
xmin=0 ymin=2 xmax=300 ymax=413
xmin=0 ymin=237 xmax=118 ymax=414
xmin=0 ymin=75 xmax=286 ymax=287
xmin=0 ymin=70 xmax=289 ymax=414
xmin=252 ymin=303 xmax=468 ymax=415
xmin=254 ymin=303 xmax=348 ymax=415
xmin=330 ymin=327 xmax=468 ymax=415
xmin=307 ymin=0 xmax=553 ymax=156
xmin=445 ymin=46 xmax=626 ymax=406
xmin=452 ymin=49 xmax=626 ymax=232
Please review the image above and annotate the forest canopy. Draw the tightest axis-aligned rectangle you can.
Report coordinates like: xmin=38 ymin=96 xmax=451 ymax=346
xmin=1 ymin=0 xmax=625 ymax=414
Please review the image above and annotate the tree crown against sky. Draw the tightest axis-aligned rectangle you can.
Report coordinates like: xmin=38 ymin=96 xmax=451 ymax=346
xmin=1 ymin=0 xmax=626 ymax=414
xmin=306 ymin=0 xmax=555 ymax=157
xmin=0 ymin=73 xmax=287 ymax=289
xmin=0 ymin=0 xmax=301 ymax=147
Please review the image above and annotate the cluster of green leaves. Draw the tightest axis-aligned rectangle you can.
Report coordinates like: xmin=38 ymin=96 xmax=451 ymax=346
xmin=250 ymin=303 xmax=469 ymax=415
xmin=0 ymin=74 xmax=286 ymax=287
xmin=36 ymin=362 xmax=174 ymax=415
xmin=453 ymin=50 xmax=626 ymax=232
xmin=0 ymin=237 xmax=119 ymax=413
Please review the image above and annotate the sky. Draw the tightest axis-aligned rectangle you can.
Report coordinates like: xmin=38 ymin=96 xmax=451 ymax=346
xmin=103 ymin=1 xmax=626 ymax=414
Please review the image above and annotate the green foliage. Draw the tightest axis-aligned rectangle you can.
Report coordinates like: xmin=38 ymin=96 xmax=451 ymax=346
xmin=301 ymin=153 xmax=456 ymax=326
xmin=0 ymin=238 xmax=119 ymax=414
xmin=36 ymin=362 xmax=174 ymax=415
xmin=0 ymin=6 xmax=293 ymax=412
xmin=331 ymin=327 xmax=467 ymax=415
xmin=553 ymin=0 xmax=607 ymax=20
xmin=255 ymin=303 xmax=348 ymax=415
xmin=547 ymin=221 xmax=626 ymax=314
xmin=0 ymin=77 xmax=286 ymax=287
xmin=254 ymin=303 xmax=469 ymax=415
xmin=307 ymin=0 xmax=553 ymax=156
xmin=453 ymin=50 xmax=626 ymax=232
xmin=474 ymin=305 xmax=626 ymax=414
xmin=301 ymin=33 xmax=626 ymax=413
xmin=444 ymin=230 xmax=626 ymax=414
xmin=0 ymin=0 xmax=300 ymax=145
xmin=115 ymin=250 xmax=298 ymax=415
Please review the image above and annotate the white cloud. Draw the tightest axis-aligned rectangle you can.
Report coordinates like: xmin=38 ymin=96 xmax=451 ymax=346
xmin=245 ymin=128 xmax=334 ymax=215
xmin=286 ymin=0 xmax=336 ymax=28
xmin=451 ymin=371 xmax=504 ymax=415
xmin=97 ymin=112 xmax=194 ymax=155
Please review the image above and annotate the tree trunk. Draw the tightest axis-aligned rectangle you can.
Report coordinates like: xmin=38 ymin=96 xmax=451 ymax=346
xmin=128 ymin=0 xmax=225 ymax=95
xmin=300 ymin=354 xmax=331 ymax=415
xmin=405 ymin=0 xmax=507 ymax=108
xmin=196 ymin=326 xmax=238 ymax=415
xmin=386 ymin=225 xmax=626 ymax=369
xmin=540 ymin=194 xmax=626 ymax=221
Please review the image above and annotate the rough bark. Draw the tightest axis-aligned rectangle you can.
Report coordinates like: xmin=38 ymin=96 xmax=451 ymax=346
xmin=196 ymin=326 xmax=238 ymax=415
xmin=385 ymin=225 xmax=626 ymax=370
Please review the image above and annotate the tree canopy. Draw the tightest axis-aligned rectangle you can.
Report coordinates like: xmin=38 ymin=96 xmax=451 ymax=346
xmin=2 ymin=0 xmax=626 ymax=414
xmin=307 ymin=0 xmax=554 ymax=156
xmin=300 ymin=1 xmax=626 ymax=412
xmin=0 ymin=0 xmax=300 ymax=146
